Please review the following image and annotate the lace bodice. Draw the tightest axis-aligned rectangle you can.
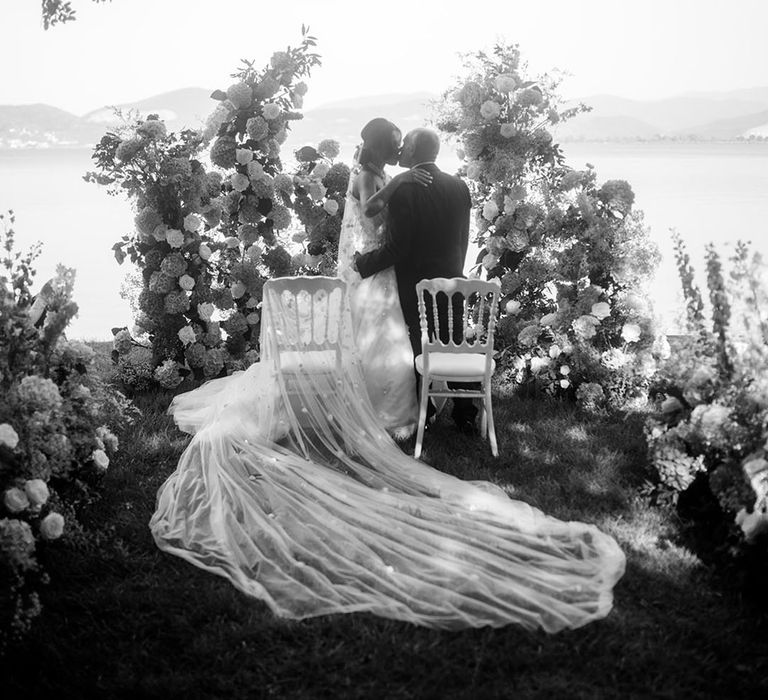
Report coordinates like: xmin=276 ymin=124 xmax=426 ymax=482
xmin=337 ymin=169 xmax=390 ymax=282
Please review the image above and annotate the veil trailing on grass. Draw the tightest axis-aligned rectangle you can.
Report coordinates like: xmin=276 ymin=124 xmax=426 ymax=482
xmin=150 ymin=278 xmax=626 ymax=632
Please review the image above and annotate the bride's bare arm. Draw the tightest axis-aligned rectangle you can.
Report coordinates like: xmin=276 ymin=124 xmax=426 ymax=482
xmin=358 ymin=168 xmax=432 ymax=218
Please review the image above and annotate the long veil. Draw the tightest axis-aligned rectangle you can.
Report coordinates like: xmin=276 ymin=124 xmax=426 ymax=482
xmin=336 ymin=143 xmax=364 ymax=282
xmin=150 ymin=277 xmax=626 ymax=632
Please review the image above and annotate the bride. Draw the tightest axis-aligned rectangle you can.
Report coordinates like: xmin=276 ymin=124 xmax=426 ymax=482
xmin=337 ymin=117 xmax=432 ymax=436
xmin=150 ymin=121 xmax=627 ymax=633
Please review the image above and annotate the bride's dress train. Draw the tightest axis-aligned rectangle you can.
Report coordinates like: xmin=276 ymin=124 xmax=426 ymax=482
xmin=150 ymin=277 xmax=626 ymax=631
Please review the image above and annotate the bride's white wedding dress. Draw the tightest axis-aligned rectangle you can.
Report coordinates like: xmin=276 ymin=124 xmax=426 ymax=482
xmin=149 ymin=168 xmax=626 ymax=633
xmin=336 ymin=169 xmax=418 ymax=434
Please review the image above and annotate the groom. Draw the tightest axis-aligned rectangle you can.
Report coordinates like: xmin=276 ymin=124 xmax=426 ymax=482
xmin=354 ymin=128 xmax=479 ymax=433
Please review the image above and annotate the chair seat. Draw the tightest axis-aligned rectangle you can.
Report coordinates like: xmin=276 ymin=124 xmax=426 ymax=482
xmin=279 ymin=350 xmax=338 ymax=373
xmin=415 ymin=352 xmax=495 ymax=379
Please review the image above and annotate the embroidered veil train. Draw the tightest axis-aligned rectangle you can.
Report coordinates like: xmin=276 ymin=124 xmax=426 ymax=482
xmin=150 ymin=272 xmax=626 ymax=632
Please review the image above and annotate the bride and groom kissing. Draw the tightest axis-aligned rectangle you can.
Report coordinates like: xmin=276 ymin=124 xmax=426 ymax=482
xmin=341 ymin=117 xmax=479 ymax=437
xmin=150 ymin=117 xmax=626 ymax=632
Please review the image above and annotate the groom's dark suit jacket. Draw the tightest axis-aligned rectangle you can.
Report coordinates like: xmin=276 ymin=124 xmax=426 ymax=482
xmin=355 ymin=163 xmax=472 ymax=357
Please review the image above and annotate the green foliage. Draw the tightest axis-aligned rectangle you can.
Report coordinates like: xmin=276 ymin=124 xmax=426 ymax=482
xmin=41 ymin=0 xmax=111 ymax=30
xmin=0 ymin=213 xmax=135 ymax=647
xmin=646 ymin=238 xmax=768 ymax=560
xmin=433 ymin=41 xmax=661 ymax=408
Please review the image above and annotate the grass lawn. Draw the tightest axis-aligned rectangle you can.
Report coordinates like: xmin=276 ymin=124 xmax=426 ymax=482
xmin=4 ymin=354 xmax=768 ymax=698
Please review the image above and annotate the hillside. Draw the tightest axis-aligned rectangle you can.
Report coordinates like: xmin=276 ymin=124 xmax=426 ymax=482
xmin=2 ymin=86 xmax=768 ymax=148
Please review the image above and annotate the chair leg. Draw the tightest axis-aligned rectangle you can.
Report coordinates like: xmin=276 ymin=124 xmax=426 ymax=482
xmin=414 ymin=374 xmax=431 ymax=460
xmin=485 ymin=382 xmax=498 ymax=457
xmin=479 ymin=401 xmax=488 ymax=439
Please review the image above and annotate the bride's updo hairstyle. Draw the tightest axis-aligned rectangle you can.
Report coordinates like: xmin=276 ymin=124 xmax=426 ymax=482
xmin=358 ymin=118 xmax=400 ymax=169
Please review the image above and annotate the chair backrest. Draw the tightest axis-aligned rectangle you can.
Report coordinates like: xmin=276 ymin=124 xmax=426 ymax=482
xmin=262 ymin=276 xmax=347 ymax=354
xmin=415 ymin=277 xmax=501 ymax=355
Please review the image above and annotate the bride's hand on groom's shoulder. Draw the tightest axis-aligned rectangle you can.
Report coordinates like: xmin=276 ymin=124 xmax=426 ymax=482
xmin=396 ymin=168 xmax=432 ymax=188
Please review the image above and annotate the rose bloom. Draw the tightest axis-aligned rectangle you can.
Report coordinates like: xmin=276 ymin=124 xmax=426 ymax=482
xmin=197 ymin=302 xmax=215 ymax=322
xmin=246 ymin=244 xmax=263 ymax=262
xmin=246 ymin=312 xmax=261 ymax=325
xmin=560 ymin=365 xmax=571 ymax=376
xmin=183 ymin=213 xmax=202 ymax=233
xmin=560 ymin=170 xmax=582 ymax=191
xmin=262 ymin=103 xmax=281 ymax=120
xmin=92 ymin=449 xmax=110 ymax=472
xmin=480 ymin=100 xmax=502 ymax=120
xmin=24 ymin=479 xmax=50 ymax=507
xmin=40 ymin=512 xmax=65 ymax=541
xmin=500 ymin=123 xmax=517 ymax=138
xmin=505 ymin=299 xmax=521 ymax=315
xmin=236 ymin=148 xmax=254 ymax=165
xmin=590 ymin=302 xmax=611 ymax=320
xmin=152 ymin=224 xmax=168 ymax=242
xmin=661 ymin=395 xmax=684 ymax=414
xmin=560 ymin=378 xmax=570 ymax=389
xmin=466 ymin=163 xmax=481 ymax=180
xmin=294 ymin=81 xmax=309 ymax=96
xmin=224 ymin=236 xmax=240 ymax=249
xmin=494 ymin=74 xmax=517 ymax=93
xmin=231 ymin=281 xmax=247 ymax=299
xmin=530 ymin=356 xmax=550 ymax=374
xmin=0 ymin=423 xmax=19 ymax=449
xmin=323 ymin=199 xmax=339 ymax=215
xmin=178 ymin=325 xmax=197 ymax=346
xmin=4 ymin=487 xmax=29 ymax=513
xmin=506 ymin=230 xmax=528 ymax=252
xmin=482 ymin=200 xmax=499 ymax=221
xmin=540 ymin=313 xmax=559 ymax=327
xmin=198 ymin=243 xmax=212 ymax=261
xmin=231 ymin=173 xmax=250 ymax=192
xmin=166 ymin=229 xmax=185 ymax=248
xmin=179 ymin=275 xmax=195 ymax=291
xmin=621 ymin=323 xmax=642 ymax=343
xmin=548 ymin=344 xmax=561 ymax=358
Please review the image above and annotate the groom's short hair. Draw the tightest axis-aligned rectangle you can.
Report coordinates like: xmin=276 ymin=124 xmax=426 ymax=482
xmin=410 ymin=128 xmax=440 ymax=163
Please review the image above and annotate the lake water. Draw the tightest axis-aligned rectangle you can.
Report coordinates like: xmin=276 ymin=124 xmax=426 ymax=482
xmin=1 ymin=142 xmax=767 ymax=340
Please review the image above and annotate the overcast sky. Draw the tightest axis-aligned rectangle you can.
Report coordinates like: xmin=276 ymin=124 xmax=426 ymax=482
xmin=1 ymin=0 xmax=767 ymax=114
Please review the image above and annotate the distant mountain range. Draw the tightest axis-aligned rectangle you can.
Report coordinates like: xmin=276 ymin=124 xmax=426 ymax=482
xmin=2 ymin=85 xmax=768 ymax=149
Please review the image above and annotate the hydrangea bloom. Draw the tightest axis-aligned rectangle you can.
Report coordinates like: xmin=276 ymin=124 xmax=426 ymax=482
xmin=0 ymin=518 xmax=36 ymax=570
xmin=136 ymin=119 xmax=167 ymax=140
xmin=236 ymin=148 xmax=254 ymax=165
xmin=24 ymin=479 xmax=49 ymax=507
xmin=262 ymin=103 xmax=281 ymax=120
xmin=203 ymin=349 xmax=225 ymax=378
xmin=40 ymin=512 xmax=65 ymax=541
xmin=18 ymin=376 xmax=62 ymax=412
xmin=499 ymin=123 xmax=517 ymax=139
xmin=572 ymin=315 xmax=600 ymax=340
xmin=153 ymin=360 xmax=183 ymax=389
xmin=0 ymin=423 xmax=19 ymax=449
xmin=517 ymin=324 xmax=540 ymax=347
xmin=246 ymin=117 xmax=269 ymax=141
xmin=317 ymin=139 xmax=341 ymax=159
xmin=269 ymin=204 xmax=292 ymax=230
xmin=4 ymin=488 xmax=29 ymax=513
xmin=185 ymin=343 xmax=207 ymax=368
xmin=226 ymin=82 xmax=253 ymax=109
xmin=166 ymin=229 xmax=185 ymax=248
xmin=135 ymin=207 xmax=163 ymax=237
xmin=149 ymin=271 xmax=175 ymax=294
xmin=160 ymin=252 xmax=187 ymax=277
xmin=494 ymin=74 xmax=517 ymax=93
xmin=254 ymin=75 xmax=280 ymax=99
xmin=210 ymin=136 xmax=238 ymax=169
xmin=230 ymin=173 xmax=250 ymax=193
xmin=273 ymin=174 xmax=294 ymax=195
xmin=164 ymin=290 xmax=191 ymax=315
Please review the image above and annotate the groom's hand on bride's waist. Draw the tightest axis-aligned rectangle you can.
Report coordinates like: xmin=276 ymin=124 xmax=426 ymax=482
xmin=352 ymin=251 xmax=362 ymax=272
